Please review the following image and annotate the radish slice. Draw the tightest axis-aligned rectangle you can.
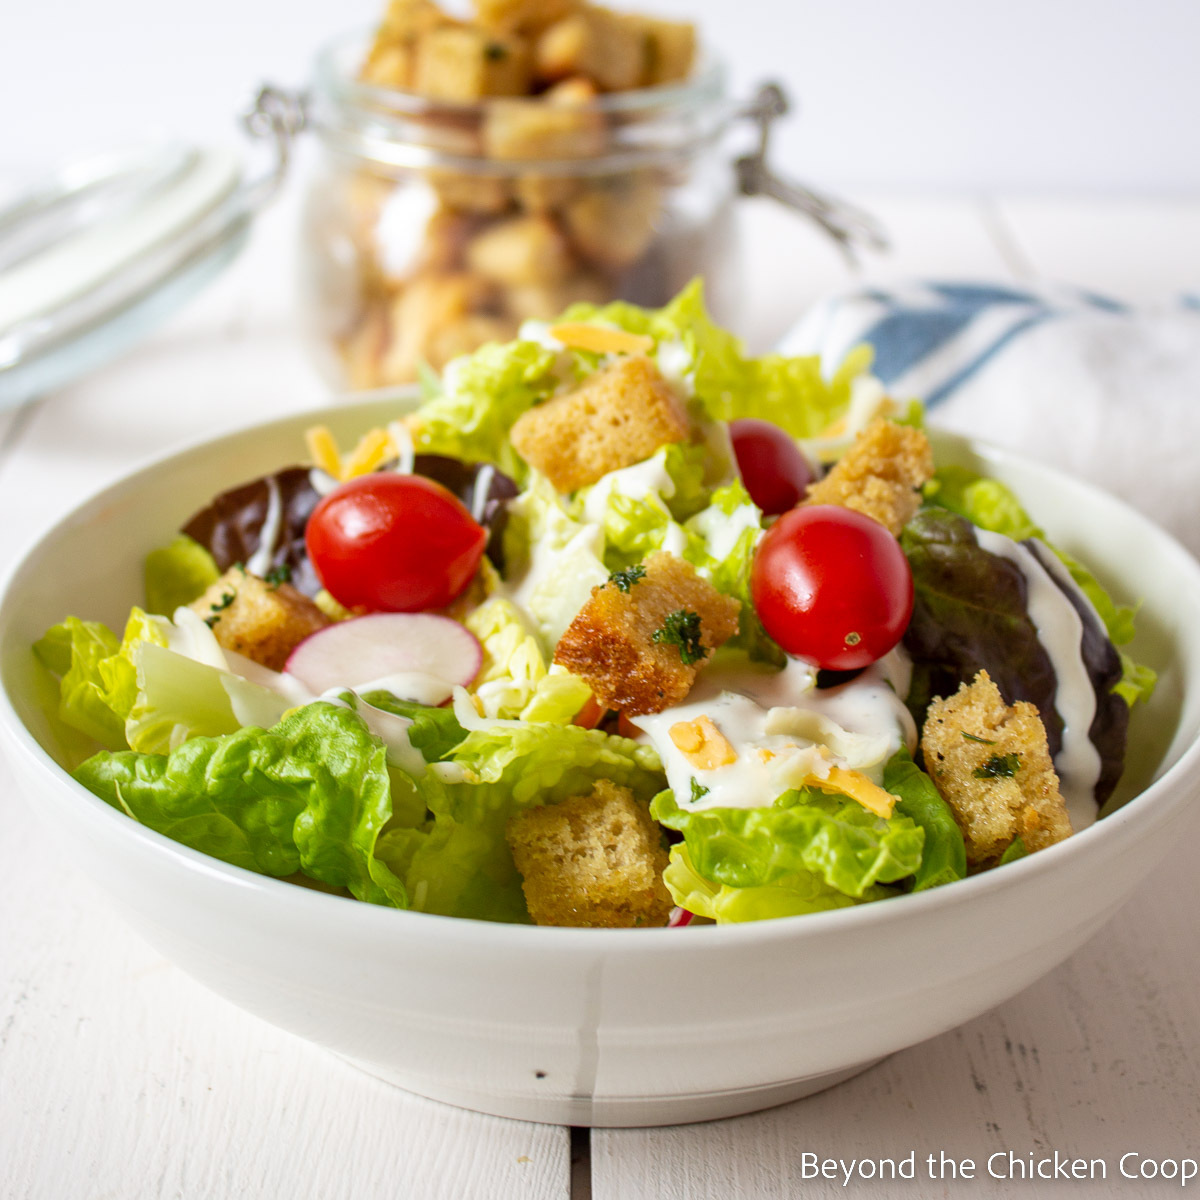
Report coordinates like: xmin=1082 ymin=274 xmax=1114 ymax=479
xmin=667 ymin=908 xmax=695 ymax=928
xmin=284 ymin=613 xmax=482 ymax=702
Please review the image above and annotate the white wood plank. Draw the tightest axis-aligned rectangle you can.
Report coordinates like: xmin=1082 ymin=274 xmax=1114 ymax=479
xmin=994 ymin=197 xmax=1200 ymax=305
xmin=592 ymin=832 xmax=1200 ymax=1200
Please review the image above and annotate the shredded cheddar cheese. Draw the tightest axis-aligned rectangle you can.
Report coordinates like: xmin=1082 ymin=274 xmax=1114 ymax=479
xmin=343 ymin=428 xmax=393 ymax=479
xmin=669 ymin=716 xmax=737 ymax=771
xmin=306 ymin=425 xmax=342 ymax=480
xmin=548 ymin=323 xmax=655 ymax=357
xmin=805 ymin=766 xmax=897 ymax=819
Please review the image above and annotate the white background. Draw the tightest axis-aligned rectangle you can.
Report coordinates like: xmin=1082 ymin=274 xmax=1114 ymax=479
xmin=3 ymin=0 xmax=1199 ymax=192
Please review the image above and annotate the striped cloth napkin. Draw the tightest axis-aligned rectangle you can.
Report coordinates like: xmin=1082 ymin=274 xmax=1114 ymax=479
xmin=779 ymin=282 xmax=1200 ymax=558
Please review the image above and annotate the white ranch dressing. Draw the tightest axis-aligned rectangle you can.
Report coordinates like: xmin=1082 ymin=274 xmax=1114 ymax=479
xmin=309 ymin=467 xmax=339 ymax=497
xmin=654 ymin=338 xmax=694 ymax=395
xmin=245 ymin=475 xmax=282 ymax=577
xmin=387 ymin=420 xmax=415 ymax=475
xmin=689 ymin=497 xmax=762 ymax=562
xmin=630 ymin=655 xmax=913 ymax=812
xmin=973 ymin=528 xmax=1101 ymax=827
xmin=581 ymin=451 xmax=676 ymax=523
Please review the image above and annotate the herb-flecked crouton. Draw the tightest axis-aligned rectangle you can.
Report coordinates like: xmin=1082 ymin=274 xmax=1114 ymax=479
xmin=190 ymin=568 xmax=331 ymax=672
xmin=805 ymin=417 xmax=934 ymax=536
xmin=506 ymin=779 xmax=673 ymax=927
xmin=510 ymin=355 xmax=688 ymax=492
xmin=553 ymin=552 xmax=740 ymax=714
xmin=921 ymin=669 xmax=1073 ymax=866
xmin=413 ymin=26 xmax=533 ymax=101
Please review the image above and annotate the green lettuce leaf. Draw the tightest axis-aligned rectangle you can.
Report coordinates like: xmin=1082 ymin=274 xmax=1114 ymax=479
xmin=652 ymin=787 xmax=924 ymax=900
xmin=400 ymin=720 xmax=664 ymax=922
xmin=74 ymin=703 xmax=407 ymax=906
xmin=998 ymin=836 xmax=1028 ymax=865
xmin=359 ymin=691 xmax=468 ymax=761
xmin=663 ymin=843 xmax=892 ymax=923
xmin=143 ymin=534 xmax=220 ymax=615
xmin=882 ymin=746 xmax=966 ymax=891
xmin=563 ymin=279 xmax=871 ymax=437
xmin=411 ymin=339 xmax=559 ymax=479
xmin=33 ymin=609 xmax=172 ymax=749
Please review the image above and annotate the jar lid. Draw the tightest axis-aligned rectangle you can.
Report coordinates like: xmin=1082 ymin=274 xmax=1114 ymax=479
xmin=0 ymin=92 xmax=302 ymax=410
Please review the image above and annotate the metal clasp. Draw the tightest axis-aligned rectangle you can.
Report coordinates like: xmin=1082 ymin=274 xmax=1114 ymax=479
xmin=240 ymin=85 xmax=309 ymax=210
xmin=736 ymin=83 xmax=888 ymax=264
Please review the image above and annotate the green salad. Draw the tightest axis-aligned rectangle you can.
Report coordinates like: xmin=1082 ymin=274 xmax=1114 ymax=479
xmin=33 ymin=282 xmax=1155 ymax=926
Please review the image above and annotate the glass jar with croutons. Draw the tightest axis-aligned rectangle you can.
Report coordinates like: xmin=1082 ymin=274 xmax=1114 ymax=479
xmin=295 ymin=0 xmax=883 ymax=391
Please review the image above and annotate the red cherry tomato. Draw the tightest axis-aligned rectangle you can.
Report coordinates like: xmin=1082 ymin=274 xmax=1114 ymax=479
xmin=729 ymin=418 xmax=815 ymax=515
xmin=750 ymin=505 xmax=913 ymax=670
xmin=306 ymin=474 xmax=487 ymax=612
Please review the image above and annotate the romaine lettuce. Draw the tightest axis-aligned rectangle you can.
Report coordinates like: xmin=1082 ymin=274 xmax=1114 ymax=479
xmin=882 ymin=746 xmax=966 ymax=891
xmin=143 ymin=535 xmax=220 ymax=615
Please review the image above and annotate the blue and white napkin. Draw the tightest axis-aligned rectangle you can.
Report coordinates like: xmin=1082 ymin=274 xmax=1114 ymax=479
xmin=780 ymin=282 xmax=1200 ymax=558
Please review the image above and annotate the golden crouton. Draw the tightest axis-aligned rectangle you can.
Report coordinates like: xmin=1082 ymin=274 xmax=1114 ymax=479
xmin=563 ymin=173 xmax=662 ymax=269
xmin=804 ymin=418 xmax=934 ymax=536
xmin=535 ymin=6 xmax=645 ymax=91
xmin=464 ymin=215 xmax=575 ymax=287
xmin=190 ymin=568 xmax=331 ymax=672
xmin=921 ymin=670 xmax=1073 ymax=867
xmin=361 ymin=0 xmax=447 ymax=87
xmin=380 ymin=271 xmax=496 ymax=382
xmin=482 ymin=94 xmax=608 ymax=161
xmin=553 ymin=551 xmax=741 ymax=714
xmin=474 ymin=0 xmax=576 ymax=34
xmin=413 ymin=26 xmax=533 ymax=101
xmin=510 ymin=355 xmax=689 ymax=492
xmin=427 ymin=168 xmax=512 ymax=215
xmin=637 ymin=16 xmax=696 ymax=85
xmin=507 ymin=779 xmax=673 ymax=927
xmin=504 ymin=270 xmax=610 ymax=322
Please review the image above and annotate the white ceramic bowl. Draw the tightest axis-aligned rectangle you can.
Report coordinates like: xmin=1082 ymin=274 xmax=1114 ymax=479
xmin=2 ymin=400 xmax=1199 ymax=1128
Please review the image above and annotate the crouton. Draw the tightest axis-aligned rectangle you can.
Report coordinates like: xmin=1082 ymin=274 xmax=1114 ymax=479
xmin=535 ymin=6 xmax=645 ymax=91
xmin=190 ymin=568 xmax=331 ymax=672
xmin=804 ymin=417 xmax=934 ymax=536
xmin=380 ymin=271 xmax=497 ymax=382
xmin=507 ymin=779 xmax=672 ymax=927
xmin=921 ymin=670 xmax=1072 ymax=867
xmin=464 ymin=214 xmax=575 ymax=287
xmin=361 ymin=0 xmax=447 ymax=87
xmin=504 ymin=270 xmax=610 ymax=322
xmin=427 ymin=168 xmax=512 ymax=215
xmin=482 ymin=95 xmax=607 ymax=161
xmin=474 ymin=0 xmax=577 ymax=34
xmin=636 ymin=16 xmax=696 ymax=85
xmin=553 ymin=551 xmax=740 ymax=714
xmin=562 ymin=173 xmax=662 ymax=269
xmin=510 ymin=355 xmax=688 ymax=492
xmin=413 ymin=26 xmax=533 ymax=101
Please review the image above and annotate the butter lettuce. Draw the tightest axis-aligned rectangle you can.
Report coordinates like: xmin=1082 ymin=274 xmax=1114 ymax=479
xmin=411 ymin=340 xmax=559 ymax=478
xmin=74 ymin=703 xmax=408 ymax=906
xmin=562 ymin=279 xmax=871 ymax=437
xmin=653 ymin=788 xmax=924 ymax=900
xmin=664 ymin=844 xmax=892 ymax=923
xmin=882 ymin=747 xmax=966 ymax=891
xmin=143 ymin=534 xmax=220 ymax=615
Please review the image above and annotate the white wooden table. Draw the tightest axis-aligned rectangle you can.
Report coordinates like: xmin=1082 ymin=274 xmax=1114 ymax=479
xmin=3 ymin=186 xmax=1199 ymax=1200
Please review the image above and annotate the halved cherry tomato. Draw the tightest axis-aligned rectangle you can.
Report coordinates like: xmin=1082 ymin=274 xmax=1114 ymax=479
xmin=729 ymin=418 xmax=815 ymax=515
xmin=306 ymin=474 xmax=486 ymax=612
xmin=750 ymin=504 xmax=913 ymax=669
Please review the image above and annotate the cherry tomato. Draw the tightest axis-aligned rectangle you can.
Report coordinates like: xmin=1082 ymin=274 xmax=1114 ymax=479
xmin=306 ymin=474 xmax=487 ymax=612
xmin=729 ymin=418 xmax=816 ymax=515
xmin=750 ymin=505 xmax=913 ymax=670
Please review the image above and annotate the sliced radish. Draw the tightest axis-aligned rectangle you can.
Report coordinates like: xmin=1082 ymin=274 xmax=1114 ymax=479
xmin=284 ymin=613 xmax=482 ymax=703
xmin=667 ymin=908 xmax=695 ymax=928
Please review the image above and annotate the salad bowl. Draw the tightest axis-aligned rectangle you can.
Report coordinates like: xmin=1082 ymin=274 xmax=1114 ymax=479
xmin=2 ymin=398 xmax=1198 ymax=1127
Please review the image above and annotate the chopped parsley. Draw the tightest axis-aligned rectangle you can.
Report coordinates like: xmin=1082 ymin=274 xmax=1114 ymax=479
xmin=265 ymin=564 xmax=292 ymax=588
xmin=973 ymin=752 xmax=1020 ymax=780
xmin=608 ymin=564 xmax=646 ymax=593
xmin=204 ymin=590 xmax=236 ymax=628
xmin=689 ymin=778 xmax=710 ymax=803
xmin=961 ymin=731 xmax=997 ymax=745
xmin=484 ymin=41 xmax=507 ymax=60
xmin=653 ymin=609 xmax=705 ymax=665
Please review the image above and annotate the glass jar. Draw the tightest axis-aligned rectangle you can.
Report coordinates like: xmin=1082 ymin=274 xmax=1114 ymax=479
xmin=298 ymin=32 xmax=749 ymax=390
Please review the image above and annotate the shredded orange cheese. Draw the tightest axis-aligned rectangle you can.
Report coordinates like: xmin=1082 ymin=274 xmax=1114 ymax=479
xmin=670 ymin=716 xmax=737 ymax=771
xmin=806 ymin=766 xmax=897 ymax=819
xmin=549 ymin=323 xmax=655 ymax=357
xmin=305 ymin=425 xmax=397 ymax=482
xmin=306 ymin=425 xmax=342 ymax=480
